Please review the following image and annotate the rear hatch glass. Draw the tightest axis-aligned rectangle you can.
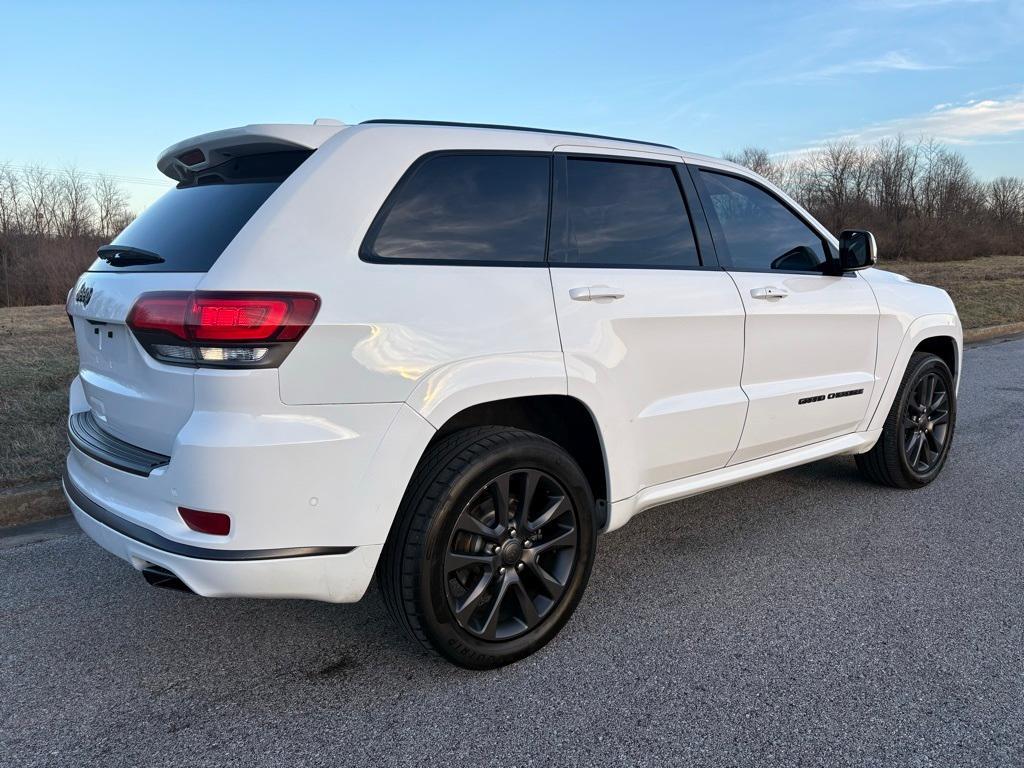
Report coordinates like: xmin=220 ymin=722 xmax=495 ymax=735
xmin=89 ymin=150 xmax=311 ymax=273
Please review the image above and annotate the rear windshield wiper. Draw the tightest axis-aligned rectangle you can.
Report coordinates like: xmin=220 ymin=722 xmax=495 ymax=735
xmin=97 ymin=244 xmax=165 ymax=266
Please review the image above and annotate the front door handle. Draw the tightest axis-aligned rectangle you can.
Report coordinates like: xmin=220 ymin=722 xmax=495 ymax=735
xmin=570 ymin=285 xmax=626 ymax=302
xmin=750 ymin=286 xmax=789 ymax=300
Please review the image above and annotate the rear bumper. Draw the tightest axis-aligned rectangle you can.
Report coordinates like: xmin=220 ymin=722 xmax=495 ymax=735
xmin=64 ymin=472 xmax=382 ymax=603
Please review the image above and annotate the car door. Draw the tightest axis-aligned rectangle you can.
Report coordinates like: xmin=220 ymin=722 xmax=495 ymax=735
xmin=689 ymin=166 xmax=879 ymax=465
xmin=548 ymin=152 xmax=748 ymax=502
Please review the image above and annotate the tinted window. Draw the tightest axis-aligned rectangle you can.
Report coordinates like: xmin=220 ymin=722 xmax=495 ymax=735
xmin=564 ymin=159 xmax=699 ymax=267
xmin=699 ymin=171 xmax=828 ymax=272
xmin=89 ymin=151 xmax=310 ymax=273
xmin=368 ymin=154 xmax=550 ymax=263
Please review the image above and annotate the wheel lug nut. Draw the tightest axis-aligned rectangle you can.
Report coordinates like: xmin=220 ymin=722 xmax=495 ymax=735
xmin=499 ymin=567 xmax=506 ymax=575
xmin=524 ymin=540 xmax=532 ymax=548
xmin=492 ymin=545 xmax=499 ymax=554
xmin=516 ymin=563 xmax=524 ymax=571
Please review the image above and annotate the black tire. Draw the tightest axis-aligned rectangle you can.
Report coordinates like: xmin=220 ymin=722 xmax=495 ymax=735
xmin=856 ymin=351 xmax=956 ymax=488
xmin=376 ymin=426 xmax=597 ymax=669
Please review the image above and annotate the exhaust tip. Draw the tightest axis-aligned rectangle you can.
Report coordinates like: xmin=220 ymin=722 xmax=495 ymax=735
xmin=142 ymin=565 xmax=194 ymax=594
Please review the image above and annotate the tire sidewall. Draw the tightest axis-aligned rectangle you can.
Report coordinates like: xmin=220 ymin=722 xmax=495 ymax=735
xmin=414 ymin=437 xmax=596 ymax=669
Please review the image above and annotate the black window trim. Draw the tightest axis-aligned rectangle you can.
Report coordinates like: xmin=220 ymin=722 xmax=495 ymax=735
xmin=547 ymin=152 xmax=716 ymax=272
xmin=359 ymin=149 xmax=555 ymax=268
xmin=687 ymin=164 xmax=855 ymax=278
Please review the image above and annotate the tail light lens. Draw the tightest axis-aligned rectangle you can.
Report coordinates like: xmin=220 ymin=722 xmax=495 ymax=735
xmin=127 ymin=291 xmax=320 ymax=368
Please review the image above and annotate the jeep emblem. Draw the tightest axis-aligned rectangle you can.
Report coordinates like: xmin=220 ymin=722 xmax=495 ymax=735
xmin=75 ymin=284 xmax=93 ymax=306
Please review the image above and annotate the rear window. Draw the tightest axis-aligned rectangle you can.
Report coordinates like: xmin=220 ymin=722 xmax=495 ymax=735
xmin=563 ymin=158 xmax=700 ymax=268
xmin=89 ymin=151 xmax=311 ymax=273
xmin=364 ymin=153 xmax=551 ymax=264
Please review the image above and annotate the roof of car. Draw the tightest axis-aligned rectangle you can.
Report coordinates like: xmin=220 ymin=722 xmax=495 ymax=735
xmin=360 ymin=119 xmax=680 ymax=152
xmin=157 ymin=119 xmax=745 ymax=181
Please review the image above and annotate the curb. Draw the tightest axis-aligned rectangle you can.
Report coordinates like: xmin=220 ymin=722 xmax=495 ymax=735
xmin=0 ymin=481 xmax=66 ymax=529
xmin=963 ymin=322 xmax=1024 ymax=346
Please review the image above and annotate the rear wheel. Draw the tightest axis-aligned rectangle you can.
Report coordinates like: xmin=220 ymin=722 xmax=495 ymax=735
xmin=377 ymin=427 xmax=596 ymax=669
xmin=856 ymin=351 xmax=956 ymax=488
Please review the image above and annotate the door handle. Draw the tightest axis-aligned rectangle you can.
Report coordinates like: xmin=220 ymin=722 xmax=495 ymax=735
xmin=569 ymin=285 xmax=625 ymax=302
xmin=750 ymin=286 xmax=789 ymax=300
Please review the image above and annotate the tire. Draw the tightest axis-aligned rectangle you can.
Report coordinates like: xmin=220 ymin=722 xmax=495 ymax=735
xmin=376 ymin=426 xmax=597 ymax=669
xmin=856 ymin=351 xmax=956 ymax=488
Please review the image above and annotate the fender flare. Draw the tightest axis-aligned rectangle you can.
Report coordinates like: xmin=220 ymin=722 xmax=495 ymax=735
xmin=405 ymin=352 xmax=569 ymax=429
xmin=861 ymin=313 xmax=962 ymax=433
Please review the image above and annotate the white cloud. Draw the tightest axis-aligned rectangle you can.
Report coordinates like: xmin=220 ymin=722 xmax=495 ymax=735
xmin=843 ymin=90 xmax=1024 ymax=144
xmin=805 ymin=51 xmax=949 ymax=79
xmin=771 ymin=90 xmax=1024 ymax=162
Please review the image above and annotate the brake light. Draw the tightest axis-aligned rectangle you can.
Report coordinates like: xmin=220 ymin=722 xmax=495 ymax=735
xmin=179 ymin=507 xmax=231 ymax=536
xmin=126 ymin=291 xmax=320 ymax=368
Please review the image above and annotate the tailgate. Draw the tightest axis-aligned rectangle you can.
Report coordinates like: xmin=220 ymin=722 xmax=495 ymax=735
xmin=69 ymin=272 xmax=202 ymax=455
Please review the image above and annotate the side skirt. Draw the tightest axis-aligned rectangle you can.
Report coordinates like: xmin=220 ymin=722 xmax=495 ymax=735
xmin=606 ymin=430 xmax=881 ymax=532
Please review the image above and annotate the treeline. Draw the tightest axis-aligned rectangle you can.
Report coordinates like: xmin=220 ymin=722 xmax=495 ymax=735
xmin=724 ymin=137 xmax=1024 ymax=261
xmin=2 ymin=137 xmax=1023 ymax=307
xmin=0 ymin=164 xmax=136 ymax=307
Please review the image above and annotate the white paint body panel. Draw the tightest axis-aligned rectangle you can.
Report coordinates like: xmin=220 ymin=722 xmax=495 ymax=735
xmin=549 ymin=268 xmax=747 ymax=499
xmin=69 ymin=495 xmax=382 ymax=603
xmin=727 ymin=271 xmax=879 ymax=463
xmin=66 ymin=121 xmax=963 ymax=604
xmin=607 ymin=430 xmax=882 ymax=532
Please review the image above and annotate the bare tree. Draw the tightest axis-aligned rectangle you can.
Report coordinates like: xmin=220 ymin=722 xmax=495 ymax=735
xmin=22 ymin=165 xmax=56 ymax=236
xmin=723 ymin=147 xmax=790 ymax=189
xmin=0 ymin=163 xmax=139 ymax=306
xmin=722 ymin=135 xmax=1024 ymax=262
xmin=0 ymin=163 xmax=22 ymax=235
xmin=987 ymin=176 xmax=1024 ymax=225
xmin=53 ymin=166 xmax=95 ymax=238
xmin=93 ymin=174 xmax=131 ymax=239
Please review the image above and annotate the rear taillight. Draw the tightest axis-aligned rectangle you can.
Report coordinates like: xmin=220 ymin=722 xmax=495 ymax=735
xmin=178 ymin=507 xmax=231 ymax=536
xmin=127 ymin=291 xmax=320 ymax=368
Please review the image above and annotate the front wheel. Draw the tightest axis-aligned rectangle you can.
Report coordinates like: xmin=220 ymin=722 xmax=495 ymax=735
xmin=377 ymin=427 xmax=597 ymax=669
xmin=856 ymin=351 xmax=957 ymax=488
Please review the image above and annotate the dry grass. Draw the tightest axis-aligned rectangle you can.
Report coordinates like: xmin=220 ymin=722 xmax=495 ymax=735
xmin=0 ymin=258 xmax=1019 ymax=494
xmin=878 ymin=254 xmax=1024 ymax=330
xmin=0 ymin=305 xmax=77 ymax=489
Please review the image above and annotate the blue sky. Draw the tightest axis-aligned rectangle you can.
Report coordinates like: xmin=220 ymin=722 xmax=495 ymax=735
xmin=4 ymin=0 xmax=1022 ymax=209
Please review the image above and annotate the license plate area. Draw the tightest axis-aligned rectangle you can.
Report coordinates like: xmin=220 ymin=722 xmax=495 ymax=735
xmin=80 ymin=321 xmax=129 ymax=367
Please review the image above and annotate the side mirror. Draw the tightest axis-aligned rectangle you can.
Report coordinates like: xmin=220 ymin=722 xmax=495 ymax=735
xmin=838 ymin=229 xmax=877 ymax=271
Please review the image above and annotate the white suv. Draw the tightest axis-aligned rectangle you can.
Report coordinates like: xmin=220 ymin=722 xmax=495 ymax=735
xmin=65 ymin=119 xmax=961 ymax=668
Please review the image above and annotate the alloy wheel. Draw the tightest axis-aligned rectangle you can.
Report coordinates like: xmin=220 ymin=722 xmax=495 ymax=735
xmin=443 ymin=468 xmax=579 ymax=641
xmin=902 ymin=371 xmax=951 ymax=474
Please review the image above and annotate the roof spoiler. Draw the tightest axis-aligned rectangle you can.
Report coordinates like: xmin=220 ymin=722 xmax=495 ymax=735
xmin=156 ymin=120 xmax=347 ymax=183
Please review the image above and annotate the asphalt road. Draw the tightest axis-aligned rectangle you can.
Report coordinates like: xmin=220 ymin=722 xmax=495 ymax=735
xmin=2 ymin=338 xmax=1022 ymax=767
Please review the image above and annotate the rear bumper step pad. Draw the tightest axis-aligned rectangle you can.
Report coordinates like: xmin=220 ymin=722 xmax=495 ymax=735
xmin=68 ymin=411 xmax=170 ymax=477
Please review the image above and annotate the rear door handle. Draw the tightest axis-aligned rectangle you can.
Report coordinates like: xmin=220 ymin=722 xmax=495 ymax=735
xmin=750 ymin=286 xmax=789 ymax=300
xmin=570 ymin=285 xmax=625 ymax=302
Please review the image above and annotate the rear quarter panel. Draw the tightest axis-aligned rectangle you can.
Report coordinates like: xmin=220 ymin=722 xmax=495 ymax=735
xmin=201 ymin=124 xmax=563 ymax=406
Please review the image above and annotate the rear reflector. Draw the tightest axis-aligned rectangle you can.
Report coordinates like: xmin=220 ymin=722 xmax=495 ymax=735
xmin=179 ymin=507 xmax=231 ymax=536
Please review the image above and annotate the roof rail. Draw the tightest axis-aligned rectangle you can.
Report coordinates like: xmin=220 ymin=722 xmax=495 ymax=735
xmin=360 ymin=119 xmax=679 ymax=151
